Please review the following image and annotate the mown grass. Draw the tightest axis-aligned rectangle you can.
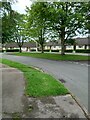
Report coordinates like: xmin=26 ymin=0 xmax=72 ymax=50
xmin=14 ymin=52 xmax=89 ymax=61
xmin=0 ymin=59 xmax=69 ymax=97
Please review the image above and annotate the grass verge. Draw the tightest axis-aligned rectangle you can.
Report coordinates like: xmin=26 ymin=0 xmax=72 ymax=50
xmin=13 ymin=52 xmax=89 ymax=61
xmin=1 ymin=59 xmax=69 ymax=97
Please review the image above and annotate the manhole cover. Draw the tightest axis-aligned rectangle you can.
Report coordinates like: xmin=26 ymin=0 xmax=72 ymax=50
xmin=59 ymin=79 xmax=66 ymax=83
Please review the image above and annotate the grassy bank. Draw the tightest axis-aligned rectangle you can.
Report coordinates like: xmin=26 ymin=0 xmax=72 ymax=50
xmin=1 ymin=59 xmax=68 ymax=97
xmin=13 ymin=52 xmax=89 ymax=61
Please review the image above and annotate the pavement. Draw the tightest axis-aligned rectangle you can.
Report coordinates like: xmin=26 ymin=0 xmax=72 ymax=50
xmin=0 ymin=63 xmax=88 ymax=119
xmin=1 ymin=54 xmax=89 ymax=112
xmin=1 ymin=64 xmax=27 ymax=118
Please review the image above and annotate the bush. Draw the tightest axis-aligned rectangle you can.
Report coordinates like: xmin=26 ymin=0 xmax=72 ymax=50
xmin=0 ymin=50 xmax=6 ymax=52
xmin=36 ymin=49 xmax=50 ymax=52
xmin=6 ymin=49 xmax=20 ymax=52
xmin=65 ymin=49 xmax=90 ymax=53
xmin=44 ymin=50 xmax=50 ymax=52
xmin=65 ymin=50 xmax=73 ymax=53
xmin=51 ymin=50 xmax=59 ymax=52
xmin=76 ymin=49 xmax=90 ymax=53
xmin=30 ymin=49 xmax=36 ymax=51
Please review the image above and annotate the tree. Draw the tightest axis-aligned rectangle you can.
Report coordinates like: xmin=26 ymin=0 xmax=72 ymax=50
xmin=44 ymin=2 xmax=86 ymax=55
xmin=1 ymin=0 xmax=27 ymax=52
xmin=81 ymin=2 xmax=90 ymax=35
xmin=13 ymin=13 xmax=27 ymax=53
xmin=0 ymin=1 xmax=18 ymax=46
xmin=26 ymin=2 xmax=48 ymax=53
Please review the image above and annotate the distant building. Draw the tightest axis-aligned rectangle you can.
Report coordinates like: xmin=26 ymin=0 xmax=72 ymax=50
xmin=5 ymin=41 xmax=37 ymax=52
xmin=3 ymin=37 xmax=90 ymax=52
xmin=45 ymin=37 xmax=90 ymax=50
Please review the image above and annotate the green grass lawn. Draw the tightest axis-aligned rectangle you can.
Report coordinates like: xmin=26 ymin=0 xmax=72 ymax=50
xmin=1 ymin=59 xmax=69 ymax=97
xmin=13 ymin=52 xmax=90 ymax=61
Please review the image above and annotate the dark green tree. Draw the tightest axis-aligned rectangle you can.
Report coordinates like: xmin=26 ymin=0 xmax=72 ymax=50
xmin=46 ymin=2 xmax=86 ymax=55
xmin=26 ymin=2 xmax=48 ymax=53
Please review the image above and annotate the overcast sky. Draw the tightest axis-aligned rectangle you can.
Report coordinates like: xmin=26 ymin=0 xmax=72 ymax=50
xmin=11 ymin=0 xmax=88 ymax=38
xmin=12 ymin=0 xmax=32 ymax=14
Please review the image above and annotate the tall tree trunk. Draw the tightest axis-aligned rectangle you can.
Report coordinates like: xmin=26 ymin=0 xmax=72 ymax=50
xmin=61 ymin=40 xmax=65 ymax=55
xmin=73 ymin=45 xmax=76 ymax=51
xmin=19 ymin=46 xmax=22 ymax=53
xmin=84 ymin=45 xmax=87 ymax=50
xmin=2 ymin=45 xmax=4 ymax=52
xmin=41 ymin=44 xmax=44 ymax=53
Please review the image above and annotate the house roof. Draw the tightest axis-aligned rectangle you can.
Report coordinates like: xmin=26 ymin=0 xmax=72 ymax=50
xmin=46 ymin=37 xmax=90 ymax=46
xmin=5 ymin=42 xmax=36 ymax=48
xmin=75 ymin=37 xmax=90 ymax=45
xmin=45 ymin=41 xmax=61 ymax=46
xmin=5 ymin=37 xmax=90 ymax=48
xmin=5 ymin=42 xmax=18 ymax=48
xmin=23 ymin=42 xmax=36 ymax=47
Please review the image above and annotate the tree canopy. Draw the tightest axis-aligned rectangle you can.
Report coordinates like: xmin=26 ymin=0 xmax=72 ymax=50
xmin=26 ymin=2 xmax=89 ymax=55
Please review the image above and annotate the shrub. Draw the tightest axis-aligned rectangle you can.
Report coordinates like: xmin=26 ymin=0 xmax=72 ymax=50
xmin=0 ymin=50 xmax=6 ymax=52
xmin=76 ymin=49 xmax=90 ymax=53
xmin=30 ymin=49 xmax=36 ymax=51
xmin=51 ymin=50 xmax=59 ymax=52
xmin=65 ymin=49 xmax=90 ymax=53
xmin=6 ymin=49 xmax=20 ymax=52
xmin=44 ymin=50 xmax=50 ymax=52
xmin=65 ymin=50 xmax=73 ymax=53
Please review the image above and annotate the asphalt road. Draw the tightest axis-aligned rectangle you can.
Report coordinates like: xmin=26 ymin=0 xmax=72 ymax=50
xmin=1 ymin=53 xmax=89 ymax=111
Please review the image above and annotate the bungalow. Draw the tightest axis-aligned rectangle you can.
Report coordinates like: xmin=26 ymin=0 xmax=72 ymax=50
xmin=5 ymin=41 xmax=37 ymax=52
xmin=75 ymin=37 xmax=90 ymax=50
xmin=45 ymin=41 xmax=61 ymax=50
xmin=45 ymin=37 xmax=90 ymax=51
xmin=3 ymin=37 xmax=90 ymax=52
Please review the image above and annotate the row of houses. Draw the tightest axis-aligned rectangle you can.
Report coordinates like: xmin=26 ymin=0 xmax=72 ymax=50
xmin=2 ymin=37 xmax=90 ymax=52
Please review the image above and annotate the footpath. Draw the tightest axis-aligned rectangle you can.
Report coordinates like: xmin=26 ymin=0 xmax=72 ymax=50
xmin=0 ymin=63 xmax=88 ymax=119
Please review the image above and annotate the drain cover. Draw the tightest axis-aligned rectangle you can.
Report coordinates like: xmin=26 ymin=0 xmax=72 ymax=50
xmin=59 ymin=79 xmax=66 ymax=83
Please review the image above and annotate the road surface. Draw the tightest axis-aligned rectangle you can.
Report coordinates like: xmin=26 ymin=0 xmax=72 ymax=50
xmin=1 ymin=53 xmax=89 ymax=112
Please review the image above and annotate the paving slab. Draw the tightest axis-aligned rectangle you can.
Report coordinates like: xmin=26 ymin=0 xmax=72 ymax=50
xmin=0 ymin=64 xmax=26 ymax=118
xmin=24 ymin=95 xmax=87 ymax=119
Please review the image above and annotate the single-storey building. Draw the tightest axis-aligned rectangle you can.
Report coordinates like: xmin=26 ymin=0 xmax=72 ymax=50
xmin=5 ymin=41 xmax=37 ymax=52
xmin=45 ymin=37 xmax=90 ymax=50
xmin=3 ymin=37 xmax=90 ymax=52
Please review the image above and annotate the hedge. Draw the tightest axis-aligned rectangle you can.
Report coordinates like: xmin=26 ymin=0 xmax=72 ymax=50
xmin=65 ymin=49 xmax=90 ymax=53
xmin=76 ymin=49 xmax=90 ymax=53
xmin=51 ymin=50 xmax=59 ymax=52
xmin=6 ymin=49 xmax=20 ymax=52
xmin=65 ymin=50 xmax=73 ymax=53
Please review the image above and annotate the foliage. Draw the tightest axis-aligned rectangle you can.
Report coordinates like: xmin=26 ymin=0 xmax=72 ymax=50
xmin=26 ymin=2 xmax=49 ymax=53
xmin=0 ymin=1 xmax=18 ymax=44
xmin=6 ymin=49 xmax=19 ymax=52
xmin=13 ymin=12 xmax=27 ymax=52
xmin=81 ymin=2 xmax=90 ymax=33
xmin=46 ymin=2 xmax=86 ymax=55
xmin=26 ymin=2 xmax=88 ymax=55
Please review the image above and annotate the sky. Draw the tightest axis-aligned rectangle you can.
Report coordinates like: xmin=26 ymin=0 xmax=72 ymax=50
xmin=12 ymin=0 xmax=32 ymax=14
xmin=11 ymin=0 xmax=88 ymax=38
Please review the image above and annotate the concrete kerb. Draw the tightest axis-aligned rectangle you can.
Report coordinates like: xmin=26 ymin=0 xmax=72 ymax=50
xmin=70 ymin=92 xmax=90 ymax=120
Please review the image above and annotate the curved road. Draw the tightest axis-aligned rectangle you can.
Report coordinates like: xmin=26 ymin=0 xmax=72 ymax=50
xmin=1 ymin=54 xmax=89 ymax=111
